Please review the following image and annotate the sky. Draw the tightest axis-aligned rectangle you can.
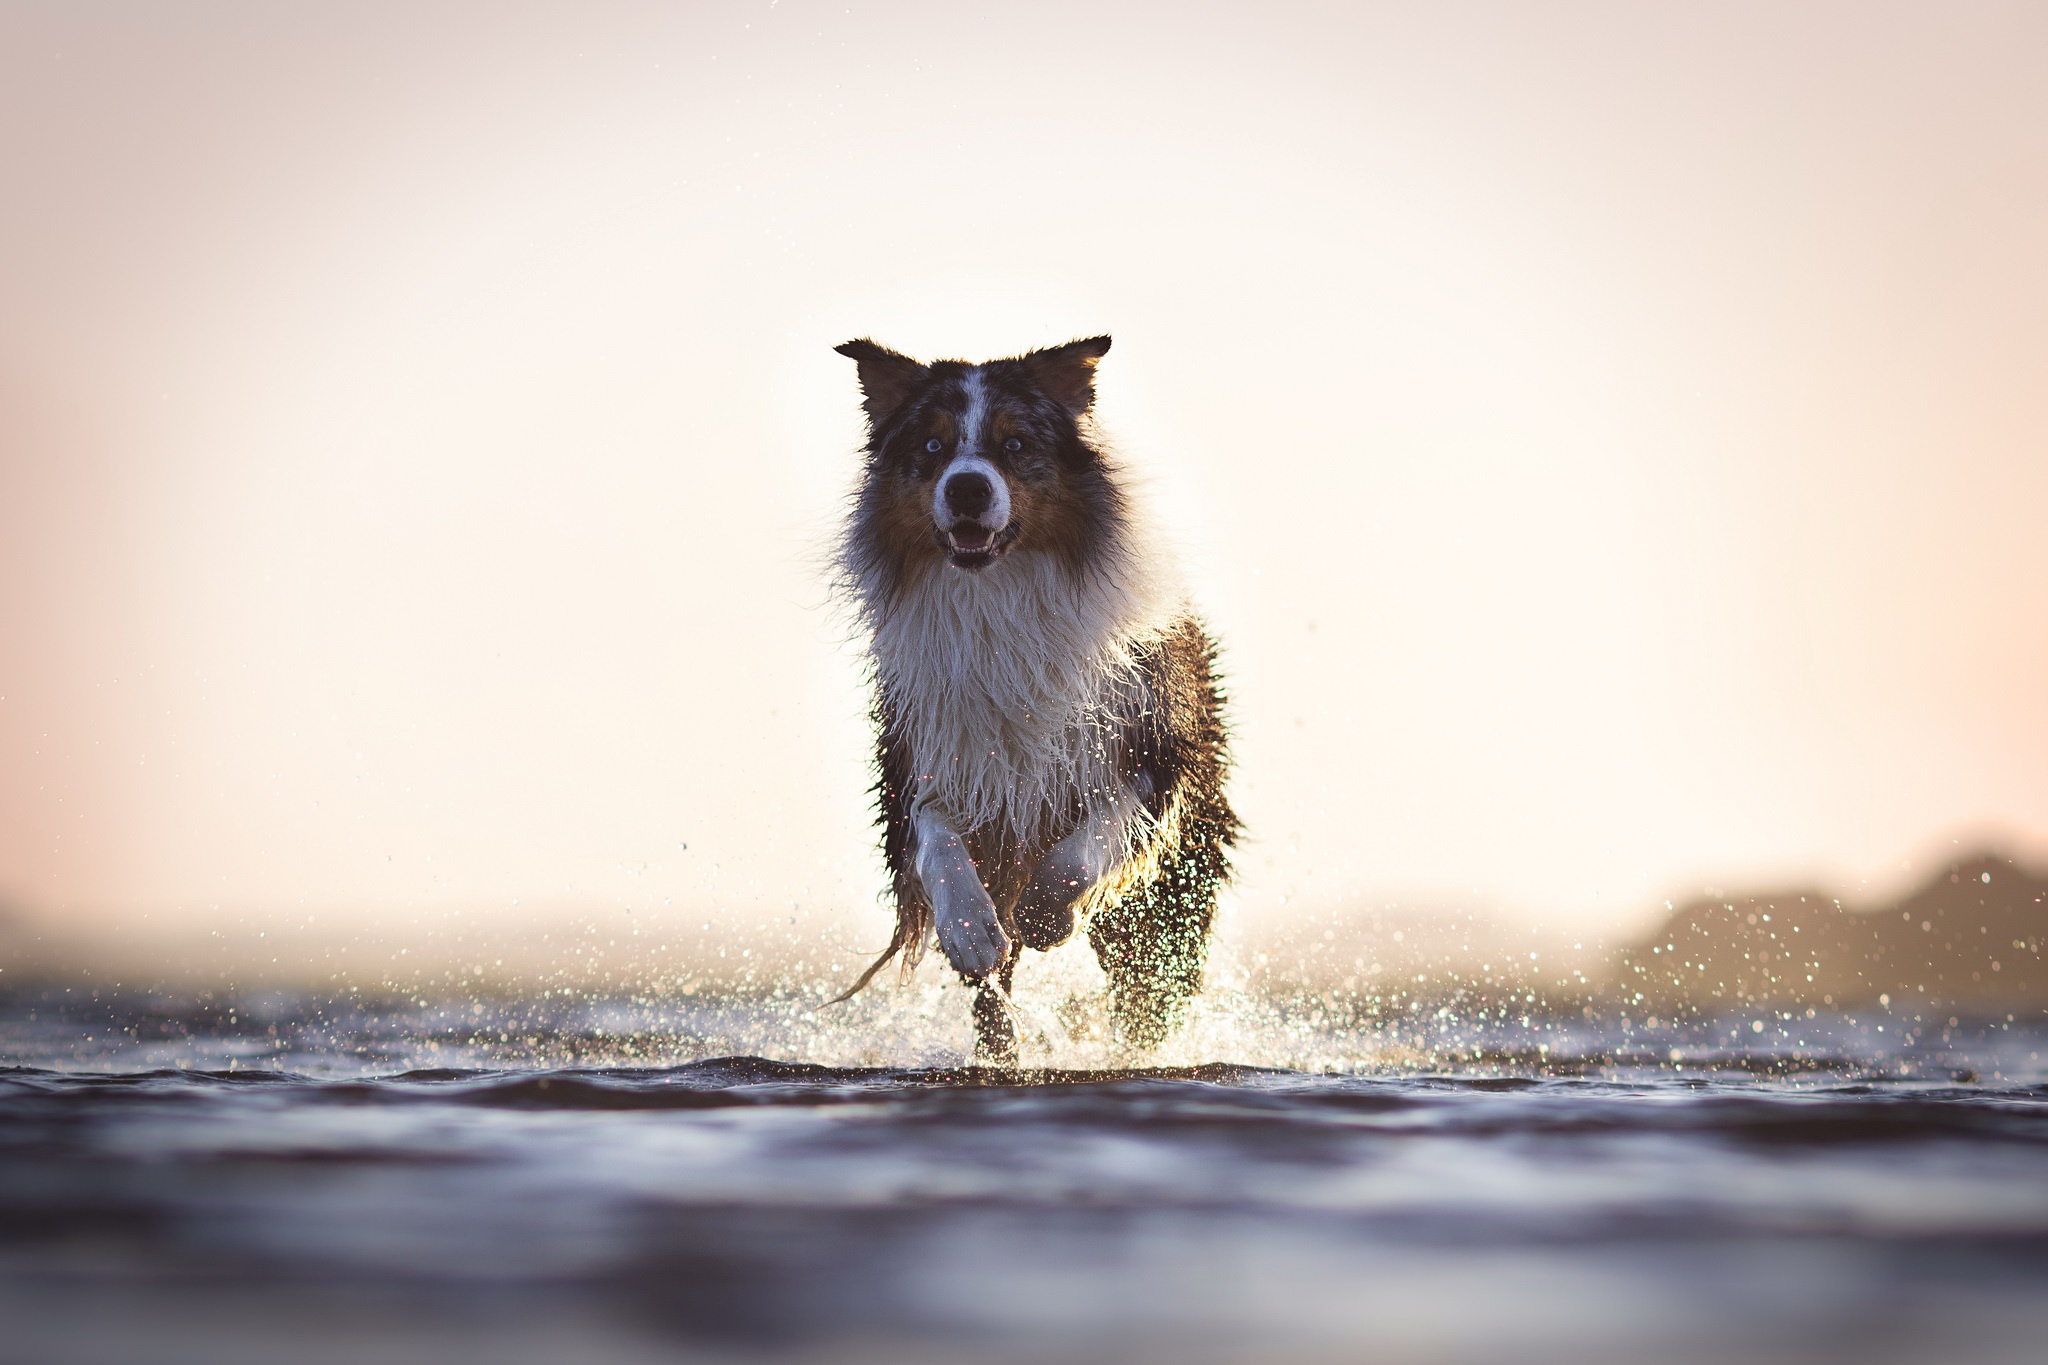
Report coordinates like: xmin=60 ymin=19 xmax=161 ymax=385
xmin=2 ymin=1 xmax=2046 ymax=964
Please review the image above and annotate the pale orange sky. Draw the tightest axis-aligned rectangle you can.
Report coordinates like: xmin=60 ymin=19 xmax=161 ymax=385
xmin=2 ymin=1 xmax=2045 ymax=952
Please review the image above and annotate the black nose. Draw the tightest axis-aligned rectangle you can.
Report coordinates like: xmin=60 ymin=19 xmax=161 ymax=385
xmin=943 ymin=471 xmax=994 ymax=519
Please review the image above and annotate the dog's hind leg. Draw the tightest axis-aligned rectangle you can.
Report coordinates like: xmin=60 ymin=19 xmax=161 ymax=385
xmin=1088 ymin=618 xmax=1239 ymax=1049
xmin=1087 ymin=796 xmax=1232 ymax=1050
xmin=970 ymin=958 xmax=1020 ymax=1067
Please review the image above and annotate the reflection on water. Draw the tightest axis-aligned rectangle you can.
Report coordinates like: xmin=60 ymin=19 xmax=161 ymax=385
xmin=2 ymin=983 xmax=2045 ymax=1364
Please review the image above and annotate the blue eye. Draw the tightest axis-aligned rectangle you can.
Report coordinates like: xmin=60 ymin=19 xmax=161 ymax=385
xmin=1003 ymin=437 xmax=1022 ymax=453
xmin=925 ymin=438 xmax=943 ymax=454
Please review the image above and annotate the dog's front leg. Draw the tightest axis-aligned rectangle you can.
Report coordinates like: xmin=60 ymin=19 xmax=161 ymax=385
xmin=1013 ymin=774 xmax=1147 ymax=950
xmin=1012 ymin=822 xmax=1114 ymax=951
xmin=911 ymin=808 xmax=1010 ymax=979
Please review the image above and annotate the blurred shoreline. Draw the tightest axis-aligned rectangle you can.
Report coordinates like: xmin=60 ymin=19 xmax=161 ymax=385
xmin=4 ymin=851 xmax=2043 ymax=1027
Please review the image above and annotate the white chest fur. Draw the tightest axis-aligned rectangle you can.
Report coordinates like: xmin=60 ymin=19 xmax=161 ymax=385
xmin=868 ymin=550 xmax=1159 ymax=849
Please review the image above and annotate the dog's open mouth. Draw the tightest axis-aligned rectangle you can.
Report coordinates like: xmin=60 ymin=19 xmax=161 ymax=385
xmin=942 ymin=521 xmax=1019 ymax=570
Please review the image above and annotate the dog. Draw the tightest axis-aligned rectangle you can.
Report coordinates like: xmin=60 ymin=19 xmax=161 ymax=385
xmin=832 ymin=335 xmax=1238 ymax=1063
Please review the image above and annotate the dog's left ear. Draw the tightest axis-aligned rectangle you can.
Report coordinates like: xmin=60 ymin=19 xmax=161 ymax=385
xmin=1023 ymin=336 xmax=1112 ymax=416
xmin=835 ymin=338 xmax=928 ymax=426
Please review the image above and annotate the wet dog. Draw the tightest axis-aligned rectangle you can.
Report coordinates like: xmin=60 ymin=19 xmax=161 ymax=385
xmin=832 ymin=336 xmax=1238 ymax=1062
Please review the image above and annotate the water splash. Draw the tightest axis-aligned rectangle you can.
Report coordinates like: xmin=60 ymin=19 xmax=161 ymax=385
xmin=5 ymin=931 xmax=2040 ymax=1085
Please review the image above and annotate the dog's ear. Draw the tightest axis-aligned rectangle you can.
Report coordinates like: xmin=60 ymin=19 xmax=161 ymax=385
xmin=1023 ymin=335 xmax=1112 ymax=416
xmin=835 ymin=339 xmax=927 ymax=426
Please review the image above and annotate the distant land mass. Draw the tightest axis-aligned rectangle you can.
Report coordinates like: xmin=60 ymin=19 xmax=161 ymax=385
xmin=1614 ymin=852 xmax=2048 ymax=1016
xmin=3 ymin=853 xmax=2044 ymax=1021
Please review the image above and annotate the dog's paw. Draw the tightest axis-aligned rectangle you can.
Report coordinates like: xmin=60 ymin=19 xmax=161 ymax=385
xmin=1010 ymin=822 xmax=1108 ymax=950
xmin=1011 ymin=881 xmax=1079 ymax=951
xmin=933 ymin=883 xmax=1009 ymax=978
xmin=913 ymin=811 xmax=1011 ymax=978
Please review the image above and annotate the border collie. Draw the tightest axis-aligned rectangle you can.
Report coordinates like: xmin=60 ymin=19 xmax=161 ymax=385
xmin=832 ymin=335 xmax=1238 ymax=1063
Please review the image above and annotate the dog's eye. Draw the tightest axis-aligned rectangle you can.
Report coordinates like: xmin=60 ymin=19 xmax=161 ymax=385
xmin=1003 ymin=437 xmax=1022 ymax=453
xmin=925 ymin=438 xmax=944 ymax=454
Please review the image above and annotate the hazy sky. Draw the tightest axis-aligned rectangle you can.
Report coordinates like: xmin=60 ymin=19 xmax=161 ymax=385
xmin=3 ymin=1 xmax=2045 ymax=950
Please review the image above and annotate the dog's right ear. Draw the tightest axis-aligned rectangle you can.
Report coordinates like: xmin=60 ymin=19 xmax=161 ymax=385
xmin=835 ymin=339 xmax=927 ymax=426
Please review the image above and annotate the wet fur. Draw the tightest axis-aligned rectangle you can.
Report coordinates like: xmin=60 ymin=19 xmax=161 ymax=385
xmin=833 ymin=336 xmax=1239 ymax=1057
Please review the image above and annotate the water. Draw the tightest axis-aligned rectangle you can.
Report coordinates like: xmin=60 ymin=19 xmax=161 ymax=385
xmin=3 ymin=981 xmax=2045 ymax=1364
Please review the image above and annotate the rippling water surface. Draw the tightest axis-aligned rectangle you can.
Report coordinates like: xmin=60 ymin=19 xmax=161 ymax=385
xmin=3 ymin=984 xmax=2045 ymax=1364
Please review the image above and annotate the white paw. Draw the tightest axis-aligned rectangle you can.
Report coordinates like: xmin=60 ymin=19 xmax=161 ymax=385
xmin=913 ymin=809 xmax=1010 ymax=978
xmin=932 ymin=872 xmax=1009 ymax=978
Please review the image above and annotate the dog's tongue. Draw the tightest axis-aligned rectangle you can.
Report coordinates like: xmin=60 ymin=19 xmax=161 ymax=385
xmin=951 ymin=525 xmax=992 ymax=550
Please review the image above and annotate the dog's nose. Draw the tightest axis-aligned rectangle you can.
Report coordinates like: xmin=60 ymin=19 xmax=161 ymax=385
xmin=943 ymin=471 xmax=994 ymax=520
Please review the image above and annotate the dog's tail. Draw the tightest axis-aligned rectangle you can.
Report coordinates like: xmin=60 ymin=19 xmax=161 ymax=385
xmin=828 ymin=875 xmax=931 ymax=1004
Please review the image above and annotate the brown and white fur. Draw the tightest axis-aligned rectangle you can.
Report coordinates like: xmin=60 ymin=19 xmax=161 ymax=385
xmin=832 ymin=335 xmax=1238 ymax=1063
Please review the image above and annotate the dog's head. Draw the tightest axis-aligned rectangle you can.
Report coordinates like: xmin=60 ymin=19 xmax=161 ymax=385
xmin=837 ymin=336 xmax=1115 ymax=573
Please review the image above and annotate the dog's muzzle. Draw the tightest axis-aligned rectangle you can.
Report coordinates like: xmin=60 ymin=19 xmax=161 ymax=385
xmin=935 ymin=456 xmax=1014 ymax=570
